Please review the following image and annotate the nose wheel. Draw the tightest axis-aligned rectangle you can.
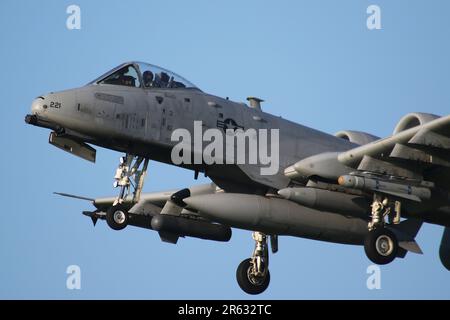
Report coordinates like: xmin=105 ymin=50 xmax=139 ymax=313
xmin=106 ymin=154 xmax=149 ymax=231
xmin=236 ymin=232 xmax=272 ymax=295
xmin=106 ymin=204 xmax=129 ymax=230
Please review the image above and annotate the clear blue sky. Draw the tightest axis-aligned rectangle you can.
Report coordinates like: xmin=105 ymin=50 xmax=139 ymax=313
xmin=1 ymin=0 xmax=449 ymax=299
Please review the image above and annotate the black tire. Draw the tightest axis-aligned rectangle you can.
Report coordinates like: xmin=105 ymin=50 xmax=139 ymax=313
xmin=236 ymin=258 xmax=270 ymax=295
xmin=364 ymin=228 xmax=398 ymax=265
xmin=106 ymin=204 xmax=129 ymax=231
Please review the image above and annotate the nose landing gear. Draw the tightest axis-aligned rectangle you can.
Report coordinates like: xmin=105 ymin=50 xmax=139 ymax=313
xmin=106 ymin=154 xmax=149 ymax=231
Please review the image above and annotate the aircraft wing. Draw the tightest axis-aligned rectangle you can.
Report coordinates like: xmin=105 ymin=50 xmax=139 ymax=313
xmin=56 ymin=182 xmax=227 ymax=243
xmin=84 ymin=182 xmax=217 ymax=211
xmin=337 ymin=114 xmax=450 ymax=189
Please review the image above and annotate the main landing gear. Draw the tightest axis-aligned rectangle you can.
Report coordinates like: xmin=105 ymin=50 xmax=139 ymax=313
xmin=106 ymin=154 xmax=149 ymax=231
xmin=364 ymin=194 xmax=400 ymax=265
xmin=237 ymin=232 xmax=277 ymax=295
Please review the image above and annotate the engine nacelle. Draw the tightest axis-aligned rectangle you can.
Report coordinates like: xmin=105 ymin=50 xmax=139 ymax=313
xmin=335 ymin=130 xmax=380 ymax=145
xmin=393 ymin=112 xmax=440 ymax=135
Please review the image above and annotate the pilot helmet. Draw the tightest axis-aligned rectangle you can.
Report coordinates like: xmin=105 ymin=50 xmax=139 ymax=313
xmin=143 ymin=70 xmax=154 ymax=86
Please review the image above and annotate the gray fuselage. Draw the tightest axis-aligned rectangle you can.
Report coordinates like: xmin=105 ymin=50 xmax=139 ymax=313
xmin=31 ymin=82 xmax=356 ymax=193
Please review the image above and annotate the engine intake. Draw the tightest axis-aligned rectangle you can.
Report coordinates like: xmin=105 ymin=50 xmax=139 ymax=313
xmin=393 ymin=112 xmax=439 ymax=135
xmin=335 ymin=130 xmax=380 ymax=145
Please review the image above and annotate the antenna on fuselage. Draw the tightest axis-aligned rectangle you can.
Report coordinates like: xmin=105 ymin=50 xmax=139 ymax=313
xmin=246 ymin=97 xmax=264 ymax=111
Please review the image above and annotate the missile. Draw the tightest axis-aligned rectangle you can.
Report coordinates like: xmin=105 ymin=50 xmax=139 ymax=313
xmin=277 ymin=187 xmax=369 ymax=218
xmin=338 ymin=175 xmax=431 ymax=201
xmin=184 ymin=193 xmax=368 ymax=245
xmin=284 ymin=152 xmax=351 ymax=181
xmin=151 ymin=214 xmax=232 ymax=242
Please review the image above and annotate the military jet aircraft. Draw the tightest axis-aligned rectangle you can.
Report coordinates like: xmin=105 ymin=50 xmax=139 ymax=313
xmin=25 ymin=61 xmax=450 ymax=294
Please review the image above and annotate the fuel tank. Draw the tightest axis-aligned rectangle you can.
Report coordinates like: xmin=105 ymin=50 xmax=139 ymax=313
xmin=151 ymin=214 xmax=232 ymax=242
xmin=278 ymin=187 xmax=370 ymax=219
xmin=184 ymin=193 xmax=368 ymax=245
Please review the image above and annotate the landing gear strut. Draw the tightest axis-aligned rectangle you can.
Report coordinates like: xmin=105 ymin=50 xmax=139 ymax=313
xmin=364 ymin=194 xmax=399 ymax=265
xmin=236 ymin=232 xmax=271 ymax=295
xmin=106 ymin=154 xmax=149 ymax=231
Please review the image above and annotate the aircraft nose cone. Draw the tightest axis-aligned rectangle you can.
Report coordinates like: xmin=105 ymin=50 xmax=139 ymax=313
xmin=31 ymin=97 xmax=46 ymax=115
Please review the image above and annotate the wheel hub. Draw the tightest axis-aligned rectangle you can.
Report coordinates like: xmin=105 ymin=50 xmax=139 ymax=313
xmin=376 ymin=235 xmax=394 ymax=256
xmin=247 ymin=266 xmax=266 ymax=286
xmin=113 ymin=210 xmax=126 ymax=224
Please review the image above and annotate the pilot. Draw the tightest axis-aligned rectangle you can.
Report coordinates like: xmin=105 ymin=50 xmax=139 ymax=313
xmin=160 ymin=72 xmax=170 ymax=88
xmin=143 ymin=70 xmax=154 ymax=88
xmin=152 ymin=73 xmax=161 ymax=88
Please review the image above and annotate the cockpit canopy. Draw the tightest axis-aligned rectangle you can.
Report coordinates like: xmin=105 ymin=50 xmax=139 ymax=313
xmin=90 ymin=62 xmax=200 ymax=91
